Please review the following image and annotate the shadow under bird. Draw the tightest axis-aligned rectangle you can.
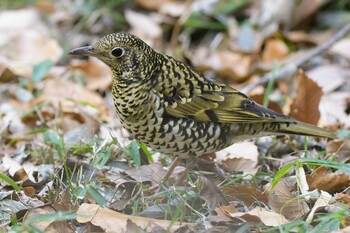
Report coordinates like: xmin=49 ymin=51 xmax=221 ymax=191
xmin=69 ymin=32 xmax=336 ymax=160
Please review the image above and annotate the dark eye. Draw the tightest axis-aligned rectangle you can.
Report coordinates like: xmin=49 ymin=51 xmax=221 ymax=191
xmin=111 ymin=47 xmax=125 ymax=58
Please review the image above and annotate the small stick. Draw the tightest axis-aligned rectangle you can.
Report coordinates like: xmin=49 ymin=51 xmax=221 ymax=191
xmin=242 ymin=22 xmax=350 ymax=94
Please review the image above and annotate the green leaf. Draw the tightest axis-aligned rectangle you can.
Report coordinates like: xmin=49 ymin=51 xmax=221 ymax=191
xmin=183 ymin=12 xmax=226 ymax=30
xmin=25 ymin=212 xmax=77 ymax=224
xmin=0 ymin=173 xmax=20 ymax=191
xmin=74 ymin=186 xmax=87 ymax=199
xmin=271 ymin=161 xmax=296 ymax=189
xmin=44 ymin=130 xmax=61 ymax=147
xmin=212 ymin=0 xmax=251 ymax=16
xmin=130 ymin=140 xmax=141 ymax=167
xmin=138 ymin=142 xmax=153 ymax=163
xmin=86 ymin=185 xmax=106 ymax=206
xmin=300 ymin=158 xmax=350 ymax=173
xmin=32 ymin=60 xmax=53 ymax=83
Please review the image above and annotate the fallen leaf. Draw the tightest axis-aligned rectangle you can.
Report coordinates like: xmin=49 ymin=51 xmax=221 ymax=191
xmin=159 ymin=1 xmax=187 ymax=17
xmin=220 ymin=184 xmax=268 ymax=206
xmin=249 ymin=0 xmax=296 ymax=28
xmin=307 ymin=65 xmax=348 ymax=93
xmin=31 ymin=79 xmax=106 ymax=116
xmin=229 ymin=206 xmax=289 ymax=227
xmin=70 ymin=58 xmax=112 ymax=91
xmin=76 ymin=203 xmax=186 ymax=232
xmin=25 ymin=205 xmax=74 ymax=233
xmin=216 ymin=141 xmax=258 ymax=175
xmin=306 ymin=166 xmax=350 ymax=192
xmin=192 ymin=48 xmax=253 ymax=82
xmin=306 ymin=191 xmax=332 ymax=223
xmin=124 ymin=10 xmax=162 ymax=48
xmin=264 ymin=180 xmax=310 ymax=220
xmin=334 ymin=226 xmax=350 ymax=233
xmin=199 ymin=176 xmax=228 ymax=209
xmin=326 ymin=139 xmax=350 ymax=162
xmin=331 ymin=38 xmax=350 ymax=60
xmin=284 ymin=30 xmax=317 ymax=44
xmin=214 ymin=204 xmax=237 ymax=222
xmin=290 ymin=69 xmax=323 ymax=125
xmin=135 ymin=0 xmax=175 ymax=10
xmin=335 ymin=193 xmax=350 ymax=206
xmin=124 ymin=163 xmax=165 ymax=185
xmin=319 ymin=92 xmax=350 ymax=127
xmin=0 ymin=30 xmax=62 ymax=78
xmin=262 ymin=39 xmax=289 ymax=62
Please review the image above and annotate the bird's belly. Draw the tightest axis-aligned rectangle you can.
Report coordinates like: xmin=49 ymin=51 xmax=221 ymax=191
xmin=119 ymin=105 xmax=231 ymax=158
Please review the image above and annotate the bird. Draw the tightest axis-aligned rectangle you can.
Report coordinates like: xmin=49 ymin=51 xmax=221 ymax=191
xmin=69 ymin=32 xmax=336 ymax=162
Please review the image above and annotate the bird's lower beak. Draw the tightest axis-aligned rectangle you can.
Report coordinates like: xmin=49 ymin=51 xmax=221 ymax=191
xmin=69 ymin=46 xmax=95 ymax=56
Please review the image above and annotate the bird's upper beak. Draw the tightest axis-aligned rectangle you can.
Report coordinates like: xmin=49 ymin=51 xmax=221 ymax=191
xmin=69 ymin=46 xmax=96 ymax=56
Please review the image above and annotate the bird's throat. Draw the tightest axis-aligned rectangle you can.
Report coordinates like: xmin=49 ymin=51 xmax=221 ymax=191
xmin=111 ymin=77 xmax=153 ymax=122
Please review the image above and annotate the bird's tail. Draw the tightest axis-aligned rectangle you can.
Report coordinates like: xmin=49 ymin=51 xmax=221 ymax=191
xmin=280 ymin=121 xmax=337 ymax=139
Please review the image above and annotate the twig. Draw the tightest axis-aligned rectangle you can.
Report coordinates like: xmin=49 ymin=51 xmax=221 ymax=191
xmin=242 ymin=22 xmax=350 ymax=94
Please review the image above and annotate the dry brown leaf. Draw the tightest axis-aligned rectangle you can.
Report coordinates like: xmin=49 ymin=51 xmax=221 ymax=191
xmin=76 ymin=203 xmax=185 ymax=232
xmin=319 ymin=92 xmax=350 ymax=127
xmin=326 ymin=139 xmax=350 ymax=162
xmin=124 ymin=163 xmax=165 ymax=185
xmin=264 ymin=180 xmax=310 ymax=220
xmin=290 ymin=69 xmax=323 ymax=125
xmin=214 ymin=204 xmax=237 ymax=222
xmin=0 ymin=30 xmax=62 ymax=78
xmin=22 ymin=186 xmax=36 ymax=197
xmin=31 ymin=79 xmax=106 ymax=116
xmin=135 ymin=0 xmax=175 ymax=10
xmin=307 ymin=65 xmax=348 ymax=94
xmin=70 ymin=58 xmax=112 ymax=91
xmin=229 ymin=206 xmax=289 ymax=226
xmin=262 ymin=39 xmax=289 ymax=62
xmin=331 ymin=38 xmax=350 ymax=60
xmin=306 ymin=191 xmax=332 ymax=223
xmin=199 ymin=176 xmax=228 ymax=209
xmin=306 ymin=166 xmax=350 ymax=192
xmin=335 ymin=193 xmax=350 ymax=206
xmin=220 ymin=184 xmax=268 ymax=206
xmin=124 ymin=10 xmax=162 ymax=48
xmin=284 ymin=31 xmax=317 ymax=44
xmin=159 ymin=1 xmax=187 ymax=17
xmin=216 ymin=141 xmax=258 ymax=174
xmin=192 ymin=48 xmax=253 ymax=82
xmin=26 ymin=205 xmax=74 ymax=233
xmin=249 ymin=0 xmax=295 ymax=28
xmin=26 ymin=206 xmax=56 ymax=230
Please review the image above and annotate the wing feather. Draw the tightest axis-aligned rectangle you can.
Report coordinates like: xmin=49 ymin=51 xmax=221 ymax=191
xmin=154 ymin=55 xmax=294 ymax=124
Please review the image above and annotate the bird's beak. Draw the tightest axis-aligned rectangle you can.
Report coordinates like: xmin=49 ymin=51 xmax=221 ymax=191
xmin=69 ymin=46 xmax=96 ymax=56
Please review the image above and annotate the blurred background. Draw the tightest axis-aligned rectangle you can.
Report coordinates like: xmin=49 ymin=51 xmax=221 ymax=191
xmin=1 ymin=0 xmax=349 ymax=141
xmin=1 ymin=1 xmax=350 ymax=231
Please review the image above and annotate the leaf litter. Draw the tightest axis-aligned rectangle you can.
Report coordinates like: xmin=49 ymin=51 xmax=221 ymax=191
xmin=0 ymin=1 xmax=350 ymax=232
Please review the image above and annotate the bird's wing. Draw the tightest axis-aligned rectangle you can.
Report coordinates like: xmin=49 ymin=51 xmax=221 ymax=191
xmin=154 ymin=57 xmax=294 ymax=124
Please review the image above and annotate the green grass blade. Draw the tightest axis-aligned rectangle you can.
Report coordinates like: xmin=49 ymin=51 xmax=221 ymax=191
xmin=0 ymin=173 xmax=20 ymax=191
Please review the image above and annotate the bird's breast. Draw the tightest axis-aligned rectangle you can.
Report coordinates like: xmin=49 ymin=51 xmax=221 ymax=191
xmin=113 ymin=89 xmax=232 ymax=157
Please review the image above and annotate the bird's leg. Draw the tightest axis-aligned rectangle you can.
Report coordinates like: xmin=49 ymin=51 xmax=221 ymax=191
xmin=175 ymin=158 xmax=196 ymax=186
xmin=144 ymin=157 xmax=180 ymax=193
xmin=162 ymin=156 xmax=180 ymax=182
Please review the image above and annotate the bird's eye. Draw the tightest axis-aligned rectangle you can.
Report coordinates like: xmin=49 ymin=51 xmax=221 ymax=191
xmin=111 ymin=47 xmax=125 ymax=58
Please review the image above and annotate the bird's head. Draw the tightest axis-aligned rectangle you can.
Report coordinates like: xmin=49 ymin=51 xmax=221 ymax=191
xmin=69 ymin=32 xmax=159 ymax=83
